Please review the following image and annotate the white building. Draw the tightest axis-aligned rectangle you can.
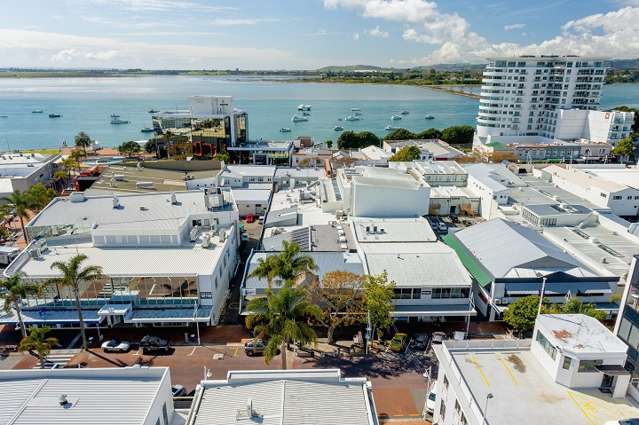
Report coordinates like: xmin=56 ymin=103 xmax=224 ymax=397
xmin=186 ymin=369 xmax=379 ymax=425
xmin=433 ymin=314 xmax=637 ymax=425
xmin=554 ymin=109 xmax=635 ymax=146
xmin=327 ymin=166 xmax=430 ymax=218
xmin=476 ymin=56 xmax=607 ymax=143
xmin=351 ymin=217 xmax=475 ymax=322
xmin=0 ymin=152 xmax=61 ymax=198
xmin=217 ymin=165 xmax=276 ymax=188
xmin=383 ymin=139 xmax=465 ymax=161
xmin=542 ymin=165 xmax=639 ymax=217
xmin=464 ymin=164 xmax=526 ymax=218
xmin=0 ymin=367 xmax=175 ymax=425
xmin=388 ymin=160 xmax=468 ymax=187
xmin=1 ymin=190 xmax=239 ymax=330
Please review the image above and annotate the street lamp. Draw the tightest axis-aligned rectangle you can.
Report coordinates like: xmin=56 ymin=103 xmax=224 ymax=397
xmin=537 ymin=277 xmax=547 ymax=316
xmin=484 ymin=393 xmax=494 ymax=425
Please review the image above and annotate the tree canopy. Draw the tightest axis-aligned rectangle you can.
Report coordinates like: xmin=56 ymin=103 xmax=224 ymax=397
xmin=389 ymin=145 xmax=422 ymax=162
xmin=363 ymin=272 xmax=395 ymax=340
xmin=415 ymin=128 xmax=442 ymax=139
xmin=613 ymin=136 xmax=636 ymax=161
xmin=503 ymin=295 xmax=544 ymax=332
xmin=337 ymin=131 xmax=380 ymax=150
xmin=74 ymin=132 xmax=92 ymax=155
xmin=440 ymin=125 xmax=474 ymax=145
xmin=384 ymin=128 xmax=416 ymax=141
xmin=118 ymin=141 xmax=141 ymax=157
xmin=249 ymin=241 xmax=318 ymax=288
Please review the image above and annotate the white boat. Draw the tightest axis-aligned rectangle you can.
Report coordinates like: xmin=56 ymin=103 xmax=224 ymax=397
xmin=400 ymin=110 xmax=410 ymax=115
xmin=334 ymin=126 xmax=344 ymax=132
xmin=344 ymin=115 xmax=360 ymax=121
xmin=140 ymin=127 xmax=155 ymax=133
xmin=390 ymin=115 xmax=402 ymax=121
xmin=280 ymin=127 xmax=292 ymax=133
xmin=32 ymin=109 xmax=44 ymax=114
xmin=291 ymin=115 xmax=308 ymax=123
xmin=351 ymin=108 xmax=361 ymax=112
xmin=297 ymin=104 xmax=312 ymax=111
xmin=111 ymin=117 xmax=130 ymax=125
xmin=424 ymin=114 xmax=435 ymax=120
xmin=385 ymin=125 xmax=395 ymax=131
xmin=354 ymin=111 xmax=362 ymax=116
xmin=302 ymin=111 xmax=311 ymax=116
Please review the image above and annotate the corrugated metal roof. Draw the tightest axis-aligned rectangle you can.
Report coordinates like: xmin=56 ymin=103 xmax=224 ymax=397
xmin=192 ymin=372 xmax=375 ymax=425
xmin=0 ymin=367 xmax=168 ymax=425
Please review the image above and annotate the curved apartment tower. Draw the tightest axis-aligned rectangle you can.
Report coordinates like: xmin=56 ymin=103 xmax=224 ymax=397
xmin=475 ymin=56 xmax=607 ymax=146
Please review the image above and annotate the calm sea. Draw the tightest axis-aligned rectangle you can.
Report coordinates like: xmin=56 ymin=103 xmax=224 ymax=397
xmin=0 ymin=76 xmax=637 ymax=150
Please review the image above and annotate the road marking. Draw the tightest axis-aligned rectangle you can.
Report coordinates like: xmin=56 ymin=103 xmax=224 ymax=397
xmin=187 ymin=346 xmax=198 ymax=357
xmin=497 ymin=357 xmax=519 ymax=385
xmin=566 ymin=390 xmax=596 ymax=425
xmin=468 ymin=355 xmax=490 ymax=387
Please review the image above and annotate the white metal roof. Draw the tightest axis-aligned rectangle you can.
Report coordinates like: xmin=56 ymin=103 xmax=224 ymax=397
xmin=0 ymin=367 xmax=169 ymax=425
xmin=223 ymin=165 xmax=276 ymax=178
xmin=230 ymin=189 xmax=272 ymax=203
xmin=464 ymin=163 xmax=525 ymax=192
xmin=191 ymin=369 xmax=377 ymax=425
xmin=361 ymin=241 xmax=472 ymax=287
xmin=573 ymin=166 xmax=639 ymax=190
xmin=360 ymin=145 xmax=390 ymax=161
xmin=537 ymin=314 xmax=628 ymax=355
xmin=0 ymin=178 xmax=14 ymax=195
xmin=28 ymin=191 xmax=212 ymax=228
xmin=454 ymin=219 xmax=596 ymax=278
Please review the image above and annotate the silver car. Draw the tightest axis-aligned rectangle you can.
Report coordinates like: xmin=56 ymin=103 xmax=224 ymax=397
xmin=101 ymin=338 xmax=131 ymax=353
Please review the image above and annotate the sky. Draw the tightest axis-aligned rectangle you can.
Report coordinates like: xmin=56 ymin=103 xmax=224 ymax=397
xmin=0 ymin=0 xmax=638 ymax=70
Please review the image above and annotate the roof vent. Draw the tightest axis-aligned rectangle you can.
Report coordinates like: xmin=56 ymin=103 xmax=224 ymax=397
xmin=170 ymin=193 xmax=178 ymax=205
xmin=236 ymin=398 xmax=260 ymax=422
xmin=59 ymin=394 xmax=69 ymax=407
xmin=112 ymin=195 xmax=121 ymax=209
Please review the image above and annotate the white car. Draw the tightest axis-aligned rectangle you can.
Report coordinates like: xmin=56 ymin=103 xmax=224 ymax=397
xmin=101 ymin=338 xmax=130 ymax=353
xmin=425 ymin=383 xmax=437 ymax=414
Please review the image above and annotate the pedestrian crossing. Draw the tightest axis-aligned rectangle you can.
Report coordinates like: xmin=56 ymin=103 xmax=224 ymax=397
xmin=34 ymin=349 xmax=80 ymax=369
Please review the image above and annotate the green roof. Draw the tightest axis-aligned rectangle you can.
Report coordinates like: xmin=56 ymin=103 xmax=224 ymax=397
xmin=442 ymin=233 xmax=494 ymax=287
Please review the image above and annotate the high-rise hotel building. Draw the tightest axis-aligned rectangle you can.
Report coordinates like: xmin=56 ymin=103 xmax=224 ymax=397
xmin=475 ymin=56 xmax=607 ymax=144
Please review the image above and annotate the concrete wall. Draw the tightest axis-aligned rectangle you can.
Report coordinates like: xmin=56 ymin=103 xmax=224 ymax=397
xmin=141 ymin=159 xmax=221 ymax=172
xmin=351 ymin=183 xmax=429 ymax=218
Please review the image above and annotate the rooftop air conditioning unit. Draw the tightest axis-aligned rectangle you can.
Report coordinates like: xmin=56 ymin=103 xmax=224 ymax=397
xmin=112 ymin=195 xmax=121 ymax=209
xmin=69 ymin=192 xmax=86 ymax=203
xmin=170 ymin=193 xmax=178 ymax=205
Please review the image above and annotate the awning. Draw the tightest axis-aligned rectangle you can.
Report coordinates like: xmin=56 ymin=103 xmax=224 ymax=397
xmin=391 ymin=303 xmax=477 ymax=318
xmin=442 ymin=233 xmax=494 ymax=288
xmin=596 ymin=364 xmax=630 ymax=376
xmin=0 ymin=309 xmax=103 ymax=325
xmin=503 ymin=281 xmax=614 ymax=296
xmin=125 ymin=307 xmax=212 ymax=324
xmin=98 ymin=303 xmax=132 ymax=316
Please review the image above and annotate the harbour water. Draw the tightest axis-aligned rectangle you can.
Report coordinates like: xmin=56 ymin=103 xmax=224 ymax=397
xmin=0 ymin=76 xmax=637 ymax=150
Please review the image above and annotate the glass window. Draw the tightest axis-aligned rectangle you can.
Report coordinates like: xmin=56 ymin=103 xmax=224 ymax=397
xmin=562 ymin=356 xmax=572 ymax=370
xmin=440 ymin=400 xmax=446 ymax=420
xmin=629 ymin=324 xmax=639 ymax=349
xmin=535 ymin=331 xmax=557 ymax=360
xmin=618 ymin=318 xmax=632 ymax=342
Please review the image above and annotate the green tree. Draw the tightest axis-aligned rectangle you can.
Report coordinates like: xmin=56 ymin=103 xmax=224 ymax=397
xmin=384 ymin=128 xmax=416 ymax=141
xmin=48 ymin=254 xmax=104 ymax=350
xmin=503 ymin=295 xmax=546 ymax=333
xmin=27 ymin=183 xmax=57 ymax=210
xmin=0 ymin=274 xmax=41 ymax=338
xmin=144 ymin=139 xmax=158 ymax=155
xmin=389 ymin=145 xmax=422 ymax=162
xmin=3 ymin=190 xmax=34 ymax=243
xmin=246 ymin=283 xmax=322 ymax=369
xmin=613 ymin=136 xmax=636 ymax=162
xmin=19 ymin=327 xmax=58 ymax=368
xmin=74 ymin=132 xmax=92 ymax=157
xmin=337 ymin=131 xmax=380 ymax=150
xmin=546 ymin=298 xmax=608 ymax=322
xmin=214 ymin=151 xmax=230 ymax=162
xmin=440 ymin=125 xmax=475 ymax=145
xmin=325 ymin=140 xmax=333 ymax=149
xmin=117 ymin=141 xmax=141 ymax=158
xmin=308 ymin=271 xmax=365 ymax=343
xmin=363 ymin=272 xmax=395 ymax=341
xmin=415 ymin=128 xmax=442 ymax=139
xmin=249 ymin=241 xmax=318 ymax=288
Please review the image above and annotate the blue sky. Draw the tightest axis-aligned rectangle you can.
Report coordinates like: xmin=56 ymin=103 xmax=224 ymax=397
xmin=0 ymin=0 xmax=637 ymax=69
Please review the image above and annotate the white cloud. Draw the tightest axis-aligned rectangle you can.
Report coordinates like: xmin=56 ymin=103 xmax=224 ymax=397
xmin=504 ymin=23 xmax=526 ymax=31
xmin=209 ymin=18 xmax=280 ymax=26
xmin=353 ymin=32 xmax=360 ymax=40
xmin=0 ymin=29 xmax=293 ymax=69
xmin=325 ymin=1 xmax=639 ymax=66
xmin=367 ymin=26 xmax=389 ymax=38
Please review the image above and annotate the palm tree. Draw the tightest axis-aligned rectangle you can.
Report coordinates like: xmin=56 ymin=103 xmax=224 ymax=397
xmin=249 ymin=241 xmax=318 ymax=288
xmin=53 ymin=170 xmax=67 ymax=191
xmin=246 ymin=283 xmax=322 ymax=369
xmin=74 ymin=132 xmax=92 ymax=157
xmin=3 ymin=190 xmax=33 ymax=243
xmin=19 ymin=327 xmax=58 ymax=368
xmin=0 ymin=274 xmax=41 ymax=338
xmin=48 ymin=254 xmax=103 ymax=350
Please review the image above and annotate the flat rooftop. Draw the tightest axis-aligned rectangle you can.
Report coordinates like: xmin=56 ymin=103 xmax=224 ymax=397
xmin=537 ymin=314 xmax=628 ymax=354
xmin=0 ymin=367 xmax=169 ymax=425
xmin=430 ymin=186 xmax=479 ymax=198
xmin=88 ymin=164 xmax=220 ymax=194
xmin=352 ymin=217 xmax=437 ymax=243
xmin=575 ymin=166 xmax=639 ymax=191
xmin=464 ymin=163 xmax=526 ymax=192
xmin=389 ymin=160 xmax=466 ymax=175
xmin=28 ymin=191 xmax=223 ymax=229
xmin=509 ymin=174 xmax=608 ymax=211
xmin=444 ymin=345 xmax=639 ymax=425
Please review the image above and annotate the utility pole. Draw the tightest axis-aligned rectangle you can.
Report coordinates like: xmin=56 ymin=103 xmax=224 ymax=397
xmin=537 ymin=277 xmax=547 ymax=316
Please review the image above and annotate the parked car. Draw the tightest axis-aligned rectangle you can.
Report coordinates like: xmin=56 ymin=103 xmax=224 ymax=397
xmin=139 ymin=335 xmax=171 ymax=354
xmin=241 ymin=232 xmax=250 ymax=242
xmin=101 ymin=338 xmax=131 ymax=353
xmin=244 ymin=338 xmax=266 ymax=356
xmin=412 ymin=333 xmax=429 ymax=351
xmin=604 ymin=420 xmax=639 ymax=425
xmin=389 ymin=333 xmax=408 ymax=353
xmin=425 ymin=383 xmax=438 ymax=414
xmin=172 ymin=385 xmax=186 ymax=397
xmin=431 ymin=331 xmax=447 ymax=345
